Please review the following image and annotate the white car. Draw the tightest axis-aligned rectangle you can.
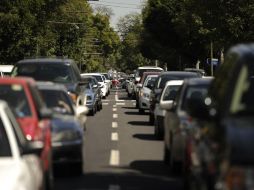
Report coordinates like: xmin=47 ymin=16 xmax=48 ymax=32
xmin=138 ymin=75 xmax=158 ymax=113
xmin=154 ymin=80 xmax=183 ymax=139
xmin=81 ymin=73 xmax=108 ymax=98
xmin=0 ymin=100 xmax=43 ymax=190
xmin=101 ymin=74 xmax=110 ymax=95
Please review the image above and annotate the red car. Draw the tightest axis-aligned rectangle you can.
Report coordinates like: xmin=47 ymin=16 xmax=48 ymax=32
xmin=0 ymin=77 xmax=53 ymax=190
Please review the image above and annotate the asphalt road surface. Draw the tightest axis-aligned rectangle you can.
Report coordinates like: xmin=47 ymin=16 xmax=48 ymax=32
xmin=54 ymin=88 xmax=184 ymax=190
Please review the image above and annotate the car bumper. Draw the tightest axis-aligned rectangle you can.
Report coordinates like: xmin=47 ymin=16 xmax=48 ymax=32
xmin=52 ymin=140 xmax=83 ymax=164
xmin=139 ymin=97 xmax=150 ymax=109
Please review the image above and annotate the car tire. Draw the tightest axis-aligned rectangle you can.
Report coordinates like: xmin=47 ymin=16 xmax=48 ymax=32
xmin=72 ymin=162 xmax=83 ymax=176
xmin=149 ymin=113 xmax=154 ymax=125
xmin=139 ymin=108 xmax=144 ymax=114
xmin=163 ymin=145 xmax=170 ymax=165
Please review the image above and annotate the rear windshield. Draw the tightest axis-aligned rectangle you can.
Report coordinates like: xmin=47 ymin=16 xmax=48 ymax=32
xmin=12 ymin=63 xmax=73 ymax=83
xmin=0 ymin=84 xmax=31 ymax=117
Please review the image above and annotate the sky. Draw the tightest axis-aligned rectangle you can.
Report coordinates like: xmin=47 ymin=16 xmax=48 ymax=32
xmin=88 ymin=0 xmax=144 ymax=29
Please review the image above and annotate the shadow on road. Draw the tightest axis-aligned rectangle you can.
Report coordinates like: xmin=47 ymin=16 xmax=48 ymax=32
xmin=128 ymin=121 xmax=151 ymax=126
xmin=121 ymin=106 xmax=136 ymax=110
xmin=125 ymin=111 xmax=149 ymax=115
xmin=133 ymin=133 xmax=161 ymax=141
xmin=54 ymin=171 xmax=183 ymax=190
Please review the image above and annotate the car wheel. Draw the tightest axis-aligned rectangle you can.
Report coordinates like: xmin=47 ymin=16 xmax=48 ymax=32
xmin=170 ymin=141 xmax=183 ymax=176
xmin=163 ymin=145 xmax=170 ymax=165
xmin=136 ymin=100 xmax=139 ymax=108
xmin=149 ymin=113 xmax=154 ymax=125
xmin=72 ymin=162 xmax=83 ymax=176
xmin=139 ymin=108 xmax=144 ymax=114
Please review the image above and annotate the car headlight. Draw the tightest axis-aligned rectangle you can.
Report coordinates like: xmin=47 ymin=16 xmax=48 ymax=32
xmin=52 ymin=130 xmax=82 ymax=142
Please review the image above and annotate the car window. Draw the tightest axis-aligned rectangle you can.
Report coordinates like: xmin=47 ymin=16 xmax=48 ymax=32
xmin=92 ymin=75 xmax=103 ymax=82
xmin=182 ymin=85 xmax=209 ymax=110
xmin=163 ymin=85 xmax=181 ymax=101
xmin=0 ymin=84 xmax=31 ymax=117
xmin=12 ymin=63 xmax=73 ymax=83
xmin=0 ymin=118 xmax=12 ymax=157
xmin=144 ymin=76 xmax=157 ymax=87
xmin=40 ymin=89 xmax=74 ymax=115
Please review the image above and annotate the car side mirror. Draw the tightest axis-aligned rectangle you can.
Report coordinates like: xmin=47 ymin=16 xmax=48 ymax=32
xmin=136 ymin=83 xmax=142 ymax=89
xmin=22 ymin=141 xmax=44 ymax=156
xmin=160 ymin=100 xmax=174 ymax=110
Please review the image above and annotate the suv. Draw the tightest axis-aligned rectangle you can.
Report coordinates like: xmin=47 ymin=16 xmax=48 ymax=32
xmin=11 ymin=58 xmax=85 ymax=105
xmin=187 ymin=44 xmax=254 ymax=190
xmin=0 ymin=77 xmax=53 ymax=190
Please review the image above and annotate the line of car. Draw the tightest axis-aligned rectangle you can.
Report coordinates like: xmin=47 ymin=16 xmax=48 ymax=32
xmin=125 ymin=43 xmax=254 ymax=190
xmin=0 ymin=57 xmax=112 ymax=190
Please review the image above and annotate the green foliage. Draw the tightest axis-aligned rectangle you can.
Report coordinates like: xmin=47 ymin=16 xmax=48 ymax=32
xmin=0 ymin=0 xmax=120 ymax=72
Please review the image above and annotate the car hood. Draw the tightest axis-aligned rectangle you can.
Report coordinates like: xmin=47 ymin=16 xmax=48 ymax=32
xmin=51 ymin=114 xmax=82 ymax=133
xmin=0 ymin=159 xmax=24 ymax=190
xmin=224 ymin=117 xmax=254 ymax=165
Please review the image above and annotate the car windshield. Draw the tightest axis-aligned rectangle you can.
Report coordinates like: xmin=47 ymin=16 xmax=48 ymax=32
xmin=144 ymin=76 xmax=157 ymax=87
xmin=92 ymin=75 xmax=103 ymax=82
xmin=39 ymin=89 xmax=74 ymax=115
xmin=0 ymin=85 xmax=31 ymax=117
xmin=163 ymin=85 xmax=181 ymax=101
xmin=103 ymin=74 xmax=109 ymax=80
xmin=12 ymin=64 xmax=73 ymax=83
xmin=181 ymin=85 xmax=209 ymax=110
xmin=0 ymin=119 xmax=12 ymax=157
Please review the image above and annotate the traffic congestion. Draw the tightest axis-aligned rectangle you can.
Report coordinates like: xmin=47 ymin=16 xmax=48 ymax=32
xmin=1 ymin=1 xmax=254 ymax=190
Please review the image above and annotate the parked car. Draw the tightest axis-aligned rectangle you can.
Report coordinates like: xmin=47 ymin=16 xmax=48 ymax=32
xmin=154 ymin=80 xmax=183 ymax=139
xmin=37 ymin=82 xmax=87 ymax=175
xmin=0 ymin=77 xmax=53 ymax=190
xmin=11 ymin=58 xmax=85 ymax=105
xmin=134 ymin=67 xmax=163 ymax=106
xmin=161 ymin=78 xmax=212 ymax=176
xmin=80 ymin=81 xmax=100 ymax=115
xmin=149 ymin=71 xmax=201 ymax=126
xmin=126 ymin=76 xmax=135 ymax=97
xmin=81 ymin=73 xmax=108 ymax=98
xmin=136 ymin=72 xmax=161 ymax=108
xmin=0 ymin=100 xmax=44 ymax=190
xmin=186 ymin=44 xmax=254 ymax=190
xmin=138 ymin=75 xmax=158 ymax=113
xmin=101 ymin=74 xmax=111 ymax=95
xmin=102 ymin=73 xmax=112 ymax=89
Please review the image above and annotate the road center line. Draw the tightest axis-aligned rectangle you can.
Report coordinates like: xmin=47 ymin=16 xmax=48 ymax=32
xmin=112 ymin=122 xmax=118 ymax=128
xmin=111 ymin=132 xmax=118 ymax=141
xmin=103 ymin=103 xmax=109 ymax=105
xmin=109 ymin=150 xmax=120 ymax=166
xmin=116 ymin=102 xmax=125 ymax=105
xmin=113 ymin=114 xmax=118 ymax=118
xmin=113 ymin=108 xmax=117 ymax=112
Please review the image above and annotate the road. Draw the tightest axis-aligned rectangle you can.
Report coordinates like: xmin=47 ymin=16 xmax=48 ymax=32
xmin=54 ymin=88 xmax=184 ymax=190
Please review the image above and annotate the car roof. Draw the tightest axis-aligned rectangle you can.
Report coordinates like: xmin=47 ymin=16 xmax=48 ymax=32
xmin=137 ymin=66 xmax=163 ymax=70
xmin=0 ymin=76 xmax=36 ymax=85
xmin=17 ymin=58 xmax=74 ymax=65
xmin=36 ymin=81 xmax=67 ymax=91
xmin=183 ymin=77 xmax=214 ymax=86
xmin=165 ymin=80 xmax=184 ymax=86
xmin=159 ymin=71 xmax=200 ymax=77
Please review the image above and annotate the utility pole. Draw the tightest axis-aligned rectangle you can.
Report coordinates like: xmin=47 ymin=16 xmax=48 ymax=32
xmin=210 ymin=41 xmax=213 ymax=76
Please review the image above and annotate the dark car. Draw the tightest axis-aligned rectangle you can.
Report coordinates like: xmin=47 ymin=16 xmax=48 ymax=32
xmin=186 ymin=44 xmax=254 ymax=190
xmin=37 ymin=82 xmax=85 ymax=175
xmin=149 ymin=71 xmax=201 ymax=137
xmin=11 ymin=58 xmax=85 ymax=105
xmin=160 ymin=78 xmax=213 ymax=176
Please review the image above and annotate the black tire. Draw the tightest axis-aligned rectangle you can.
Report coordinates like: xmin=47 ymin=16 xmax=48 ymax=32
xmin=139 ymin=108 xmax=144 ymax=114
xmin=72 ymin=162 xmax=83 ymax=176
xmin=149 ymin=113 xmax=154 ymax=125
xmin=163 ymin=145 xmax=170 ymax=165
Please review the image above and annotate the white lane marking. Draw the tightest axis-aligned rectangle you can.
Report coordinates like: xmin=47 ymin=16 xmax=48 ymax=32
xmin=116 ymin=100 xmax=125 ymax=102
xmin=131 ymin=100 xmax=136 ymax=102
xmin=116 ymin=103 xmax=125 ymax=105
xmin=111 ymin=132 xmax=118 ymax=141
xmin=102 ymin=99 xmax=110 ymax=102
xmin=112 ymin=122 xmax=118 ymax=128
xmin=113 ymin=105 xmax=117 ymax=108
xmin=132 ymin=103 xmax=136 ymax=106
xmin=113 ymin=108 xmax=117 ymax=112
xmin=113 ymin=114 xmax=118 ymax=118
xmin=103 ymin=103 xmax=109 ymax=105
xmin=109 ymin=185 xmax=121 ymax=190
xmin=110 ymin=150 xmax=120 ymax=166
